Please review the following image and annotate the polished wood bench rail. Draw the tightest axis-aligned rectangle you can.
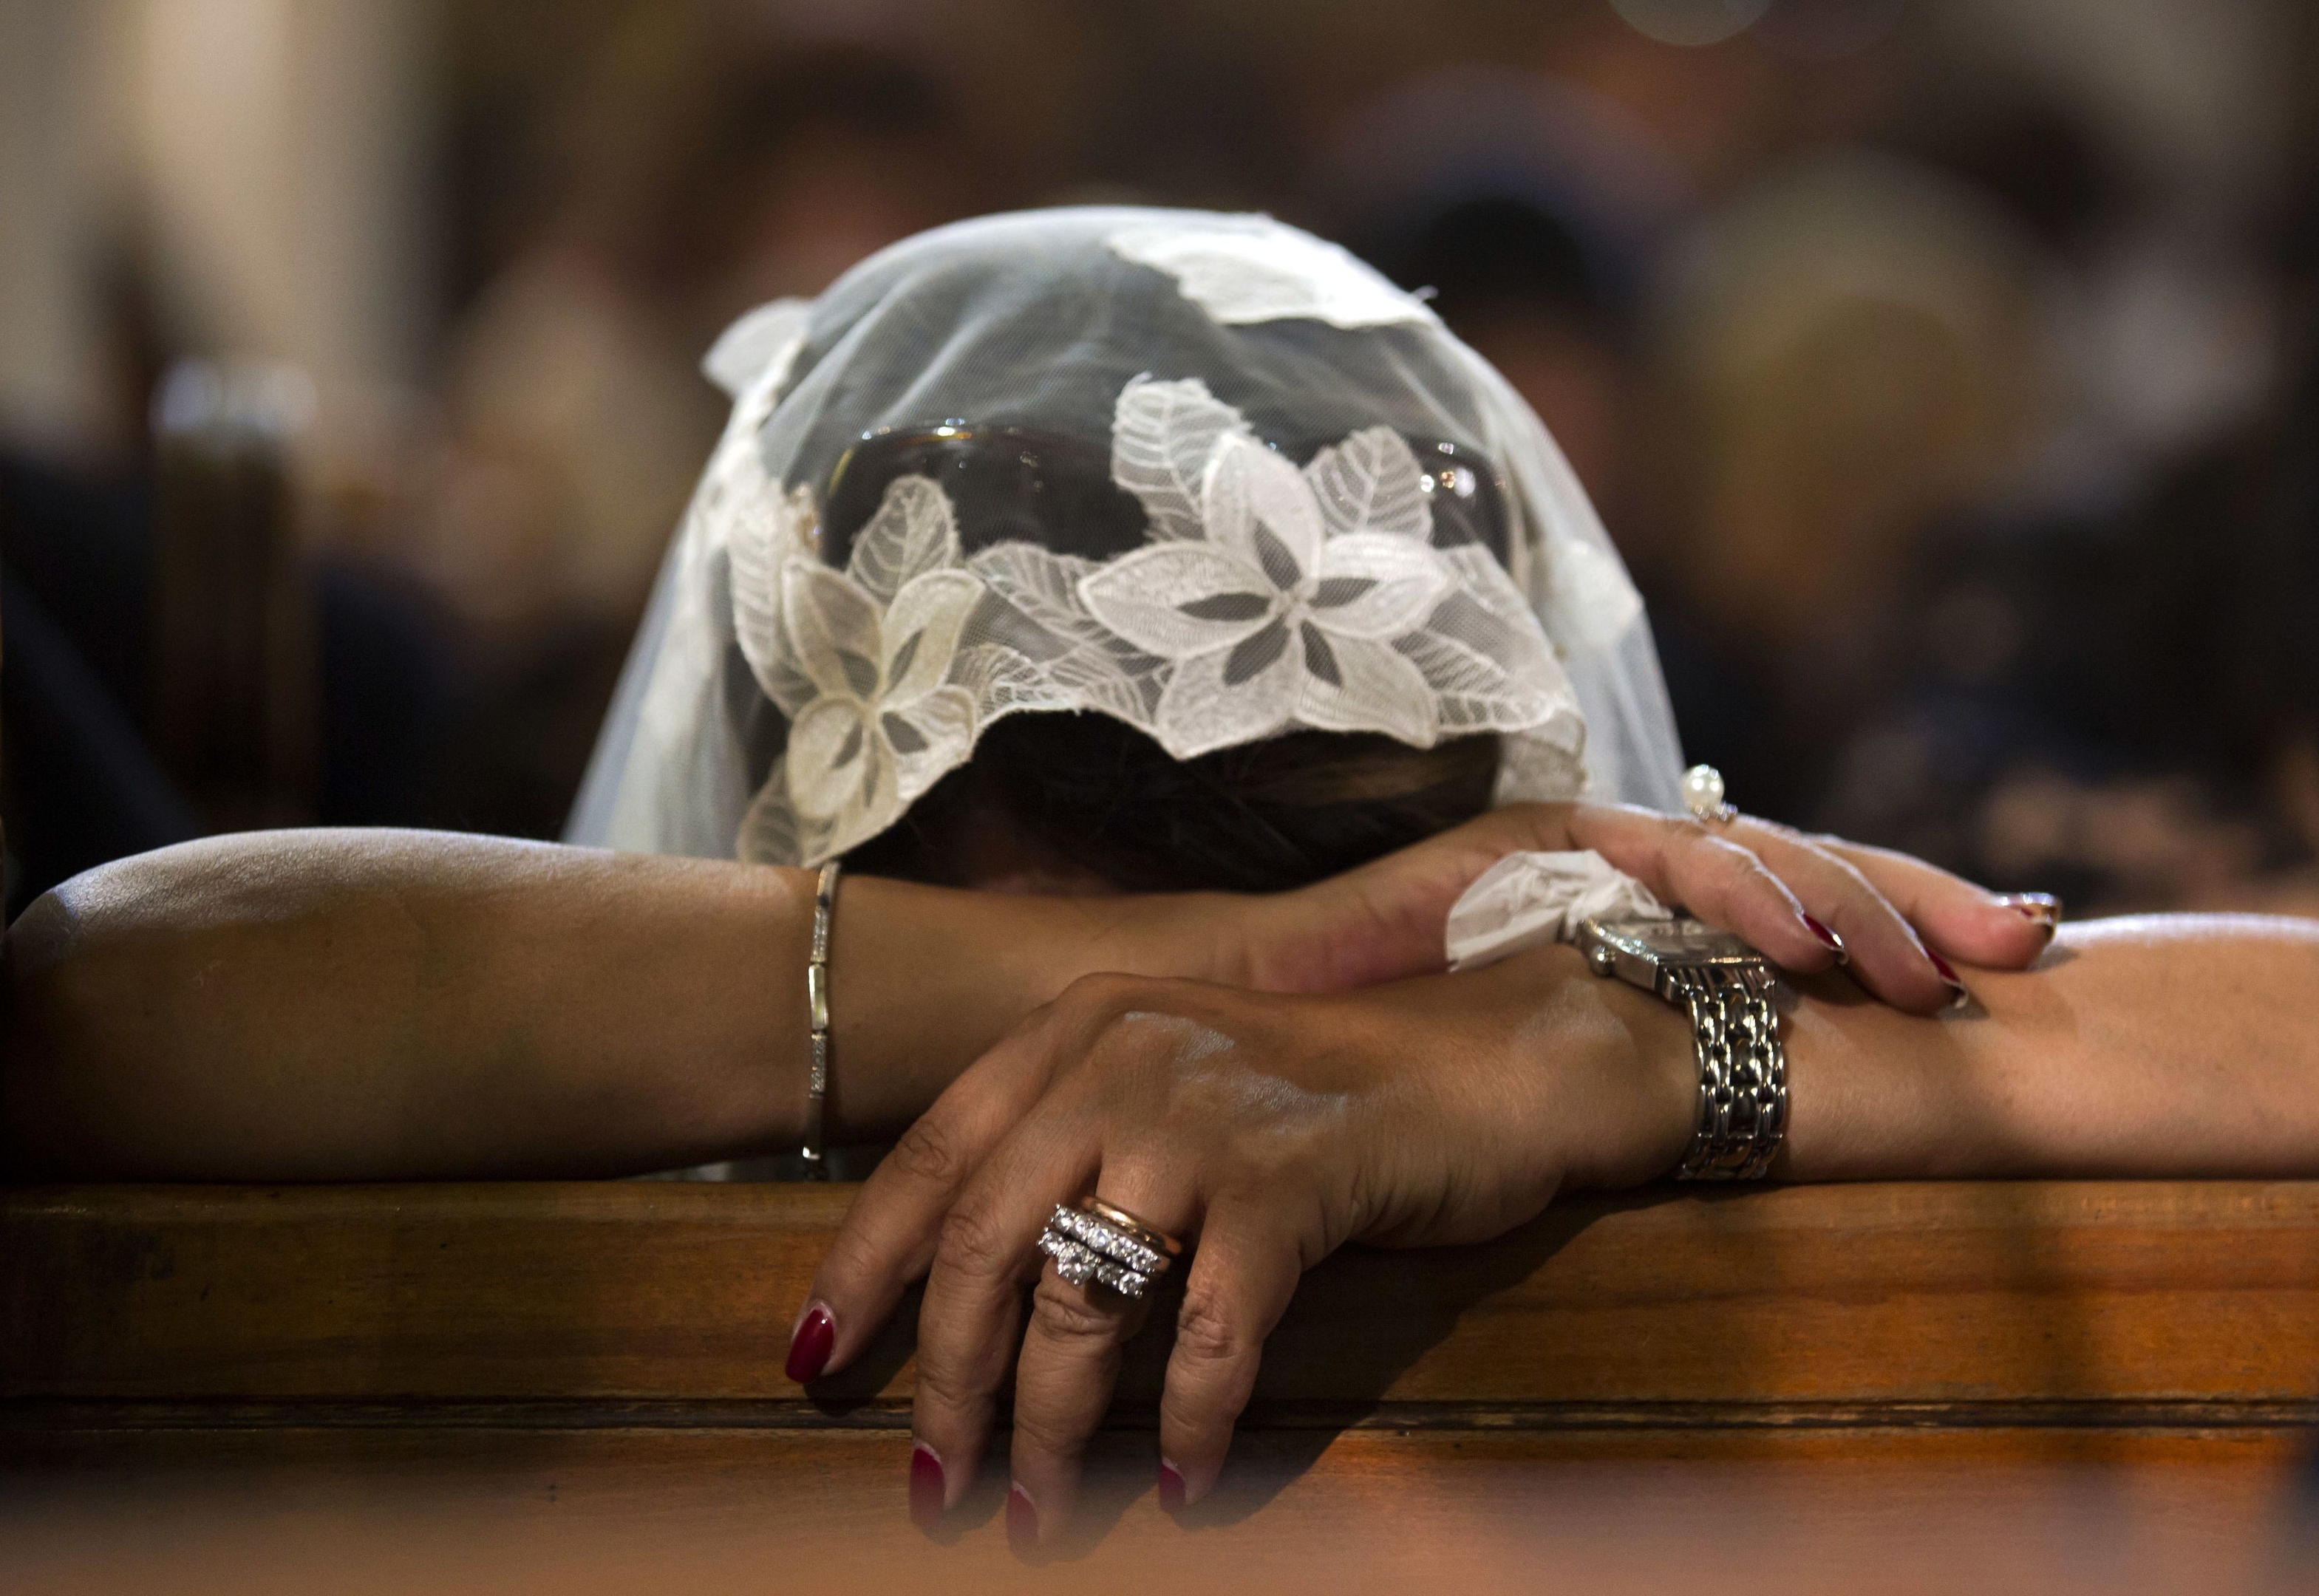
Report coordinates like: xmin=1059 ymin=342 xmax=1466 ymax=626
xmin=7 ymin=1180 xmax=2318 ymax=1462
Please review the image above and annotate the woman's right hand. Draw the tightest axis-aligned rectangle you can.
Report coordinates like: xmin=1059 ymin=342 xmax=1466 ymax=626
xmin=793 ymin=947 xmax=1697 ymax=1544
xmin=1204 ymin=802 xmax=2060 ymax=1016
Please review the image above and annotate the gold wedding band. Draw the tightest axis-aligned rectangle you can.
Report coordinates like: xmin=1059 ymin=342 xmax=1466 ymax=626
xmin=1080 ymin=1196 xmax=1184 ymax=1259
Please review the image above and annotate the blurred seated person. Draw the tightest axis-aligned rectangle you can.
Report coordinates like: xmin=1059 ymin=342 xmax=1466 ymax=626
xmin=1813 ymin=318 xmax=2319 ymax=918
xmin=0 ymin=428 xmax=469 ymax=913
xmin=1329 ymin=66 xmax=1695 ymax=550
xmin=387 ymin=41 xmax=989 ymax=838
xmin=411 ymin=40 xmax=984 ymax=652
xmin=0 ymin=449 xmax=197 ymax=908
xmin=5 ymin=214 xmax=2314 ymax=1545
xmin=1638 ymin=151 xmax=2053 ymax=827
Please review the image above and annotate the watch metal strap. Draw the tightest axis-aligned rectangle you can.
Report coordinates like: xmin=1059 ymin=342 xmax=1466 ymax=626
xmin=1666 ymin=963 xmax=1785 ymax=1181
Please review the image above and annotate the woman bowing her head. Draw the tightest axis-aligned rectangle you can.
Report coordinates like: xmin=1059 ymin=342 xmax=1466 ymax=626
xmin=566 ymin=210 xmax=2130 ymax=1542
xmin=20 ymin=213 xmax=2268 ymax=1549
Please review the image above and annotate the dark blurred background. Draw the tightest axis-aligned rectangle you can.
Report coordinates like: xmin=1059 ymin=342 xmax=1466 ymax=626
xmin=4 ymin=0 xmax=2318 ymax=920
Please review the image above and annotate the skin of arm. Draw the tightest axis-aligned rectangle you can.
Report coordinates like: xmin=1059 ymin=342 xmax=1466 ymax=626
xmin=0 ymin=804 xmax=2055 ymax=1182
xmin=0 ymin=829 xmax=1233 ymax=1181
xmin=795 ymin=910 xmax=2319 ymax=1534
xmin=1779 ymin=913 xmax=2319 ymax=1181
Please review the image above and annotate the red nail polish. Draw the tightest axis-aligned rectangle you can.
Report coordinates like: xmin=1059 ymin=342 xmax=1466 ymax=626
xmin=1997 ymin=893 xmax=2063 ymax=930
xmin=909 ymin=1442 xmax=944 ymax=1527
xmin=1158 ymin=1459 xmax=1187 ymax=1515
xmin=1799 ymin=913 xmax=1845 ymax=961
xmin=1928 ymin=950 xmax=1964 ymax=992
xmin=785 ymin=1303 xmax=834 ymax=1384
xmin=1007 ymin=1484 xmax=1038 ymax=1553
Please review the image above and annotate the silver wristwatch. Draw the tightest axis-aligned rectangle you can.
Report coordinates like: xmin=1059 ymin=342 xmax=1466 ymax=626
xmin=1575 ymin=916 xmax=1786 ymax=1181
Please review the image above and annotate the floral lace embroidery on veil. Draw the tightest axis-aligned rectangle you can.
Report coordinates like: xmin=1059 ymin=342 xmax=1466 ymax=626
xmin=728 ymin=375 xmax=1589 ymax=867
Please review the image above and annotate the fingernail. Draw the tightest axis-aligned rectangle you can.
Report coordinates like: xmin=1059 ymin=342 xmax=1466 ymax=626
xmin=1158 ymin=1459 xmax=1187 ymax=1515
xmin=1007 ymin=1483 xmax=1038 ymax=1553
xmin=1928 ymin=950 xmax=1966 ymax=994
xmin=1799 ymin=913 xmax=1847 ymax=963
xmin=785 ymin=1302 xmax=834 ymax=1384
xmin=909 ymin=1442 xmax=945 ymax=1527
xmin=1997 ymin=893 xmax=2063 ymax=932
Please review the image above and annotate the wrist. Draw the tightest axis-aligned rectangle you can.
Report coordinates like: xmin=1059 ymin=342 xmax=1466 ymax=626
xmin=1774 ymin=975 xmax=1981 ymax=1181
xmin=1400 ymin=948 xmax=1692 ymax=1199
xmin=1046 ymin=891 xmax=1260 ymax=992
xmin=1533 ymin=955 xmax=1696 ymax=1193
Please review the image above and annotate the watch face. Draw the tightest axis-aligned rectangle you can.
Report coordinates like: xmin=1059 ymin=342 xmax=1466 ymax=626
xmin=1586 ymin=916 xmax=1760 ymax=968
xmin=1617 ymin=917 xmax=1757 ymax=961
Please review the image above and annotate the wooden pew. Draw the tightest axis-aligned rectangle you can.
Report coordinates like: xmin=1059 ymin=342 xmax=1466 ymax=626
xmin=5 ymin=1181 xmax=2317 ymax=1590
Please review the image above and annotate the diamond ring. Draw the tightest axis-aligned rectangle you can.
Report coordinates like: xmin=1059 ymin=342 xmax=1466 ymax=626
xmin=1037 ymin=1197 xmax=1184 ymax=1300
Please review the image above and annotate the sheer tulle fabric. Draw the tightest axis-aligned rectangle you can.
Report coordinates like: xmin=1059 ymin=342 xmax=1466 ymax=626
xmin=569 ymin=208 xmax=1685 ymax=863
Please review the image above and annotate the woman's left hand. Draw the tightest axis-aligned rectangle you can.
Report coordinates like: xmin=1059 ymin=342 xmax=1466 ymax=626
xmin=787 ymin=949 xmax=1696 ymax=1547
xmin=1218 ymin=802 xmax=2059 ymax=1017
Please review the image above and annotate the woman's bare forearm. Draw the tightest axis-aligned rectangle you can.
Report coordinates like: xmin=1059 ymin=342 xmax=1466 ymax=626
xmin=1780 ymin=914 xmax=2319 ymax=1181
xmin=0 ymin=830 xmax=1198 ymax=1180
xmin=14 ymin=824 xmax=2311 ymax=1188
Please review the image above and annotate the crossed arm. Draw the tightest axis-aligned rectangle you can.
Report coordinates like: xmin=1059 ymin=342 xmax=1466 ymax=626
xmin=799 ymin=911 xmax=2319 ymax=1543
xmin=0 ymin=806 xmax=2020 ymax=1179
xmin=13 ymin=811 xmax=2303 ymax=1546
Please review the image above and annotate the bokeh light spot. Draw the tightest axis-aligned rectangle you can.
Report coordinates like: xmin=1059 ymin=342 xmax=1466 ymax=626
xmin=1610 ymin=0 xmax=1772 ymax=49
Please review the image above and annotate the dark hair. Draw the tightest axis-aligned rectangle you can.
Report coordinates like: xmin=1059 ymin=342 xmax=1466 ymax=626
xmin=846 ymin=713 xmax=1499 ymax=894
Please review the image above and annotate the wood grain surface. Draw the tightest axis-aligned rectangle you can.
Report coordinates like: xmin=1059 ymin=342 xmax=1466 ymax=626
xmin=7 ymin=1179 xmax=2318 ymax=1423
xmin=7 ymin=1181 xmax=2318 ymax=1587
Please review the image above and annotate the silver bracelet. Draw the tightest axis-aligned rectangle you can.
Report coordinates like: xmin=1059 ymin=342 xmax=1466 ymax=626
xmin=802 ymin=860 xmax=841 ymax=1178
xmin=1666 ymin=964 xmax=1785 ymax=1181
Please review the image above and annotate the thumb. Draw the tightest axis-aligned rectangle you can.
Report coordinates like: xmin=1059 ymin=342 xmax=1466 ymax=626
xmin=1250 ymin=805 xmax=1583 ymax=992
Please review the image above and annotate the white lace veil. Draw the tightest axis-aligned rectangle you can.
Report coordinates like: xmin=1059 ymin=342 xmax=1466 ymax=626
xmin=568 ymin=208 xmax=1685 ymax=865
